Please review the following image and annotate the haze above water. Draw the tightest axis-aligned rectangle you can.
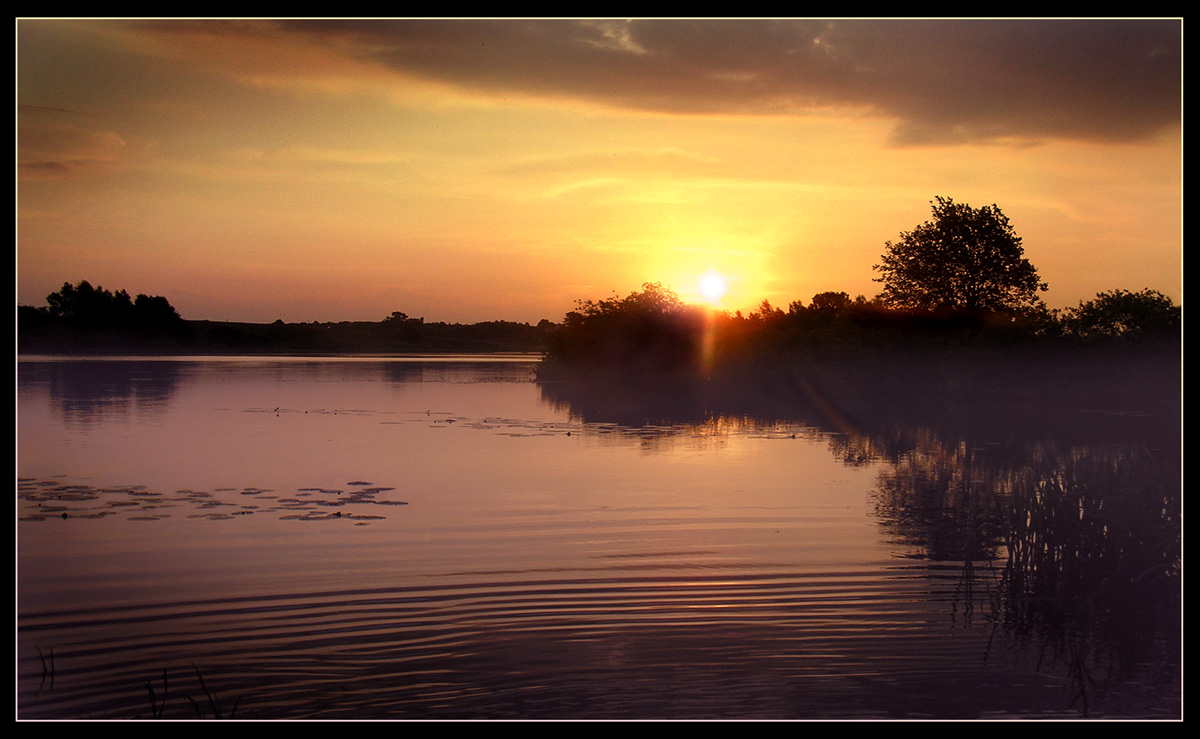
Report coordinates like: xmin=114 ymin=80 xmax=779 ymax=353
xmin=17 ymin=355 xmax=1181 ymax=720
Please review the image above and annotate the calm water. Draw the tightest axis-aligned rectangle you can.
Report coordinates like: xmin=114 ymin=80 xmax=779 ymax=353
xmin=16 ymin=355 xmax=1181 ymax=720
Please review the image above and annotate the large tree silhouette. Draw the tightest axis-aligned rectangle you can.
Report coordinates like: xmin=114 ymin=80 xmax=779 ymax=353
xmin=874 ymin=197 xmax=1048 ymax=313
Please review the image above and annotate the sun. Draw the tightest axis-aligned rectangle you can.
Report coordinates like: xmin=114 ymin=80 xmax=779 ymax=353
xmin=697 ymin=270 xmax=728 ymax=305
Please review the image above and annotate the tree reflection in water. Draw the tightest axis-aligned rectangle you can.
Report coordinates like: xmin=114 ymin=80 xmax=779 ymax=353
xmin=539 ymin=351 xmax=1181 ymax=717
xmin=869 ymin=433 xmax=1180 ymax=715
xmin=19 ymin=359 xmax=188 ymax=425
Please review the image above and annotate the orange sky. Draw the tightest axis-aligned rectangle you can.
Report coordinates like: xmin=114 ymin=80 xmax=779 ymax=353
xmin=17 ymin=19 xmax=1182 ymax=324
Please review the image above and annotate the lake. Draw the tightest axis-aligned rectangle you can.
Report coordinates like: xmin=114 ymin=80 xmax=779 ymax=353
xmin=16 ymin=354 xmax=1181 ymax=720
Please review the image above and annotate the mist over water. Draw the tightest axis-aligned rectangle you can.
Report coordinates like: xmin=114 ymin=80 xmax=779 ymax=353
xmin=17 ymin=355 xmax=1180 ymax=719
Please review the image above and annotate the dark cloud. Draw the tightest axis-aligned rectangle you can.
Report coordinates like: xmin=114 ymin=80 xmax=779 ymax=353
xmin=282 ymin=18 xmax=1181 ymax=145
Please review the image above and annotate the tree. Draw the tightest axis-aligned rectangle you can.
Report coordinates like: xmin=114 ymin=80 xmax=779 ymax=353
xmin=45 ymin=280 xmax=133 ymax=328
xmin=1064 ymin=288 xmax=1180 ymax=338
xmin=571 ymin=282 xmax=686 ymax=320
xmin=749 ymin=299 xmax=783 ymax=322
xmin=40 ymin=280 xmax=182 ymax=331
xmin=808 ymin=291 xmax=852 ymax=313
xmin=544 ymin=283 xmax=704 ymax=374
xmin=874 ymin=197 xmax=1048 ymax=314
xmin=133 ymin=293 xmax=182 ymax=328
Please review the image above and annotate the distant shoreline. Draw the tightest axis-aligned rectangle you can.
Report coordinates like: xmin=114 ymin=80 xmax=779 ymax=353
xmin=16 ymin=316 xmax=557 ymax=357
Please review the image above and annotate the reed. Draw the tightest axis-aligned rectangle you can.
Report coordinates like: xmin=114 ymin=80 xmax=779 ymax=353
xmin=136 ymin=664 xmax=242 ymax=719
xmin=145 ymin=669 xmax=167 ymax=719
xmin=35 ymin=644 xmax=54 ymax=690
xmin=185 ymin=663 xmax=241 ymax=719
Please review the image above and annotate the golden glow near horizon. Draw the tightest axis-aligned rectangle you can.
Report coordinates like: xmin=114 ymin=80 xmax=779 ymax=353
xmin=17 ymin=19 xmax=1182 ymax=324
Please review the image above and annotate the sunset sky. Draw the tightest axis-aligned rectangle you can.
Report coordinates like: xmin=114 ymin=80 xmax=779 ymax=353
xmin=17 ymin=18 xmax=1182 ymax=324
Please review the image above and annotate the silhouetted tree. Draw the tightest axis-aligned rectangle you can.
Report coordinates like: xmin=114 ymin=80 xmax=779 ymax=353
xmin=543 ymin=283 xmax=704 ymax=375
xmin=36 ymin=280 xmax=183 ymax=332
xmin=133 ymin=293 xmax=183 ymax=328
xmin=385 ymin=310 xmax=423 ymax=324
xmin=45 ymin=281 xmax=131 ymax=328
xmin=874 ymin=197 xmax=1048 ymax=314
xmin=809 ymin=291 xmax=853 ymax=313
xmin=749 ymin=299 xmax=784 ymax=322
xmin=1064 ymin=288 xmax=1180 ymax=338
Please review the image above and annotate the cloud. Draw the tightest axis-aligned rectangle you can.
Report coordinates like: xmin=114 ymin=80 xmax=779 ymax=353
xmin=497 ymin=147 xmax=724 ymax=177
xmin=17 ymin=104 xmax=128 ymax=179
xmin=278 ymin=18 xmax=1180 ymax=145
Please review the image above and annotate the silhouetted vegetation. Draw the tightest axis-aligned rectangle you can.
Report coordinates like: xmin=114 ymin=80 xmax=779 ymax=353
xmin=539 ymin=280 xmax=1178 ymax=392
xmin=542 ymin=282 xmax=707 ymax=380
xmin=18 ymin=280 xmax=558 ymax=355
xmin=540 ymin=197 xmax=1178 ymax=387
xmin=18 ymin=196 xmax=1181 ymax=361
xmin=18 ymin=281 xmax=188 ymax=349
xmin=874 ymin=196 xmax=1048 ymax=315
xmin=1062 ymin=288 xmax=1182 ymax=339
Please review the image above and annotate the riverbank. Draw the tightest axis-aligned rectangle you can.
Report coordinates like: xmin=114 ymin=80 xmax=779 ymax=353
xmin=16 ymin=316 xmax=556 ymax=356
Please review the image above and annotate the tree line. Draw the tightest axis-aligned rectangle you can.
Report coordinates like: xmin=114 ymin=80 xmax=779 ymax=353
xmin=23 ymin=280 xmax=184 ymax=331
xmin=18 ymin=197 xmax=1180 ymax=358
xmin=18 ymin=281 xmax=557 ymax=354
xmin=541 ymin=197 xmax=1180 ymax=378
